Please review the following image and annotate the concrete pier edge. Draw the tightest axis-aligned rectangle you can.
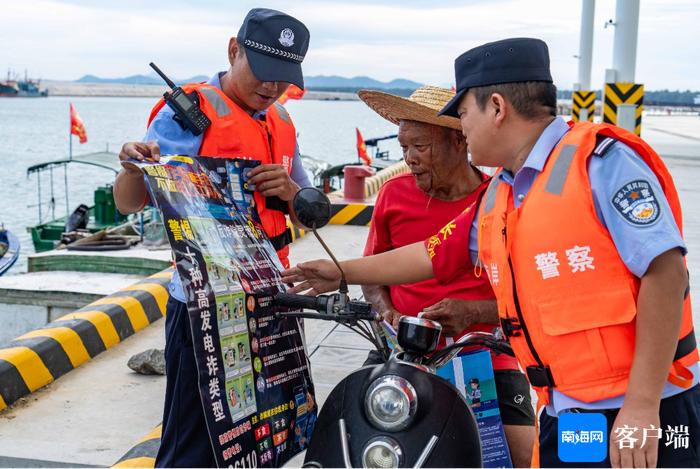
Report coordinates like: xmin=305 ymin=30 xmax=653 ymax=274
xmin=0 ymin=269 xmax=173 ymax=411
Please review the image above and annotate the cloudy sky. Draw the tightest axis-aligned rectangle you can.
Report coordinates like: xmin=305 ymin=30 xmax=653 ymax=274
xmin=2 ymin=0 xmax=699 ymax=90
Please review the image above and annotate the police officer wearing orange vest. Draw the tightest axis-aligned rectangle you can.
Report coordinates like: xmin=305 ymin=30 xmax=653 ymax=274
xmin=281 ymin=38 xmax=700 ymax=468
xmin=114 ymin=8 xmax=311 ymax=467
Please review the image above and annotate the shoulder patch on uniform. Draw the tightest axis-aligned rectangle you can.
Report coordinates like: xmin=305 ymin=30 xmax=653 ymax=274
xmin=611 ymin=179 xmax=661 ymax=226
xmin=592 ymin=136 xmax=617 ymax=158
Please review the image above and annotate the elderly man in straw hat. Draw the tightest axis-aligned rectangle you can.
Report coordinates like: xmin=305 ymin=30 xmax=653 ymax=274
xmin=358 ymin=85 xmax=535 ymax=467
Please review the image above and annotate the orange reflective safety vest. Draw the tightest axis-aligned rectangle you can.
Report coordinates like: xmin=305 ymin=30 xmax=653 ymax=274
xmin=477 ymin=121 xmax=698 ymax=405
xmin=148 ymin=83 xmax=297 ymax=268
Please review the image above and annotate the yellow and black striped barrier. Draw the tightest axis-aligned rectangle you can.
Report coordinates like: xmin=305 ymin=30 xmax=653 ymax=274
xmin=287 ymin=219 xmax=305 ymax=242
xmin=113 ymin=425 xmax=162 ymax=468
xmin=603 ymin=83 xmax=644 ymax=135
xmin=364 ymin=161 xmax=409 ymax=199
xmin=572 ymin=90 xmax=595 ymax=122
xmin=0 ymin=270 xmax=171 ymax=411
xmin=329 ymin=203 xmax=374 ymax=226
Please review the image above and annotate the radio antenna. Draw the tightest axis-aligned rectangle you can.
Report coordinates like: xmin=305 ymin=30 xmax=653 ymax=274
xmin=149 ymin=62 xmax=176 ymax=90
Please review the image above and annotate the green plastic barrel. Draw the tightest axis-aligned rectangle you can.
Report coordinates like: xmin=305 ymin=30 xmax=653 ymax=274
xmin=94 ymin=185 xmax=126 ymax=225
xmin=94 ymin=186 xmax=107 ymax=225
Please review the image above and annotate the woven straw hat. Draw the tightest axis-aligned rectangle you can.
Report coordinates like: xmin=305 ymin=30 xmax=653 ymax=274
xmin=358 ymin=85 xmax=462 ymax=131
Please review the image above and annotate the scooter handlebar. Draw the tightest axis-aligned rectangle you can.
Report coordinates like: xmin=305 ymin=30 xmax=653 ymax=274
xmin=274 ymin=292 xmax=329 ymax=313
xmin=426 ymin=332 xmax=515 ymax=368
xmin=273 ymin=293 xmax=375 ymax=322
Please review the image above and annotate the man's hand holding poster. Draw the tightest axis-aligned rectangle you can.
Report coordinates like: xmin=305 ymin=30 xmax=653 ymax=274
xmin=124 ymin=156 xmax=315 ymax=468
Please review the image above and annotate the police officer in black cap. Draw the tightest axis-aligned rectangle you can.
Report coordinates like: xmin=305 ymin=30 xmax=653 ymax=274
xmin=439 ymin=37 xmax=700 ymax=469
xmin=114 ymin=8 xmax=312 ymax=467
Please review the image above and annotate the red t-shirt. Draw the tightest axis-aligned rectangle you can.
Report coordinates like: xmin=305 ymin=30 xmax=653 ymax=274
xmin=364 ymin=173 xmax=517 ymax=370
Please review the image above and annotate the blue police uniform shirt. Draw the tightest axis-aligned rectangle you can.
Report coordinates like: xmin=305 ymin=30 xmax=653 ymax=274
xmin=145 ymin=72 xmax=312 ymax=302
xmin=467 ymin=117 xmax=697 ymax=414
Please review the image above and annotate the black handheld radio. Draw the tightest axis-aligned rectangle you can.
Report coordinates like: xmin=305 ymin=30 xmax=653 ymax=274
xmin=149 ymin=62 xmax=211 ymax=136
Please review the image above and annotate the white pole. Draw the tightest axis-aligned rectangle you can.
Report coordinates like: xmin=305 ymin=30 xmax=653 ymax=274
xmin=69 ymin=103 xmax=73 ymax=161
xmin=611 ymin=0 xmax=640 ymax=83
xmin=576 ymin=0 xmax=595 ymax=90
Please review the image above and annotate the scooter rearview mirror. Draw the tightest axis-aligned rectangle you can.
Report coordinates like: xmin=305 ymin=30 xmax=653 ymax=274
xmin=292 ymin=187 xmax=348 ymax=295
xmin=292 ymin=187 xmax=331 ymax=230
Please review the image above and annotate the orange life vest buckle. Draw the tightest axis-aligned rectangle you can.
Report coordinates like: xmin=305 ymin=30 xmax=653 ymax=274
xmin=500 ymin=317 xmax=522 ymax=338
xmin=526 ymin=365 xmax=555 ymax=388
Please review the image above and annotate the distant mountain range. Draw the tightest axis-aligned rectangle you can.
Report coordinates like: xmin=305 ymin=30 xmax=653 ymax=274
xmin=305 ymin=75 xmax=422 ymax=90
xmin=75 ymin=74 xmax=209 ymax=86
xmin=75 ymin=73 xmax=423 ymax=90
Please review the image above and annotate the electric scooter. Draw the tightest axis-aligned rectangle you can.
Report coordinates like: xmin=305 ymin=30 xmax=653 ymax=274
xmin=273 ymin=188 xmax=515 ymax=468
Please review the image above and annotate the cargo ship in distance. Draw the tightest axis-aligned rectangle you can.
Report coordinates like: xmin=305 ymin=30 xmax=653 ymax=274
xmin=0 ymin=70 xmax=49 ymax=97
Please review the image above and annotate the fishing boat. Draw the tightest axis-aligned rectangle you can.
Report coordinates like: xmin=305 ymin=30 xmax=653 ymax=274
xmin=27 ymin=150 xmax=129 ymax=252
xmin=25 ymin=149 xmax=171 ymax=275
xmin=0 ymin=71 xmax=48 ymax=97
xmin=0 ymin=226 xmax=19 ymax=276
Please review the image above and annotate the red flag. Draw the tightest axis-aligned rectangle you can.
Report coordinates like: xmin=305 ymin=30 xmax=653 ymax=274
xmin=286 ymin=84 xmax=306 ymax=100
xmin=356 ymin=127 xmax=372 ymax=165
xmin=277 ymin=84 xmax=306 ymax=105
xmin=70 ymin=103 xmax=87 ymax=144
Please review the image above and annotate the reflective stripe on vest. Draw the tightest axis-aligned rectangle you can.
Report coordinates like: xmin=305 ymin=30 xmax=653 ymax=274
xmin=198 ymin=87 xmax=231 ymax=118
xmin=543 ymin=144 xmax=577 ymax=195
xmin=482 ymin=177 xmax=501 ymax=214
xmin=147 ymin=83 xmax=297 ymax=265
xmin=477 ymin=121 xmax=698 ymax=404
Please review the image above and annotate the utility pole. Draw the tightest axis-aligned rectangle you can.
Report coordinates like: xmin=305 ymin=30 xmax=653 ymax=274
xmin=603 ymin=0 xmax=644 ymax=135
xmin=576 ymin=0 xmax=595 ymax=90
xmin=572 ymin=0 xmax=596 ymax=122
xmin=611 ymin=0 xmax=640 ymax=83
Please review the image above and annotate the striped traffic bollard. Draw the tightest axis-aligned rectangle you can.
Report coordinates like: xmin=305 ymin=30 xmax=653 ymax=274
xmin=603 ymin=83 xmax=645 ymax=136
xmin=572 ymin=90 xmax=596 ymax=122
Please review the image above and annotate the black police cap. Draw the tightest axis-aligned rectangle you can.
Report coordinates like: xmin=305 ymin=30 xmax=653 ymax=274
xmin=439 ymin=38 xmax=553 ymax=117
xmin=237 ymin=8 xmax=310 ymax=89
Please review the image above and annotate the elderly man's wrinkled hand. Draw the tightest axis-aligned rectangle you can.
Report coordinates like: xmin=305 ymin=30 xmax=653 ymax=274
xmin=248 ymin=164 xmax=300 ymax=201
xmin=281 ymin=260 xmax=341 ymax=295
xmin=421 ymin=298 xmax=480 ymax=337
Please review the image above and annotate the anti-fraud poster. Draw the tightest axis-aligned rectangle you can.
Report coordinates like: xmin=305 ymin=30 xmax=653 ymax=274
xmin=125 ymin=156 xmax=316 ymax=468
xmin=437 ymin=350 xmax=513 ymax=468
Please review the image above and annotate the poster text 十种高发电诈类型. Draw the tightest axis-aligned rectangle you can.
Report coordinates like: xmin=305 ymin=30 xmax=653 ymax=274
xmin=126 ymin=155 xmax=316 ymax=468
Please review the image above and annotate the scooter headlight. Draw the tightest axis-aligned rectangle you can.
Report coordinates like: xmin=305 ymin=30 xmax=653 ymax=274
xmin=364 ymin=375 xmax=417 ymax=431
xmin=362 ymin=436 xmax=403 ymax=468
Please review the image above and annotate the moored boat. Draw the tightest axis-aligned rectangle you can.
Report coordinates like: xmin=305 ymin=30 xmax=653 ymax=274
xmin=0 ymin=71 xmax=48 ymax=97
xmin=27 ymin=150 xmax=132 ymax=252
